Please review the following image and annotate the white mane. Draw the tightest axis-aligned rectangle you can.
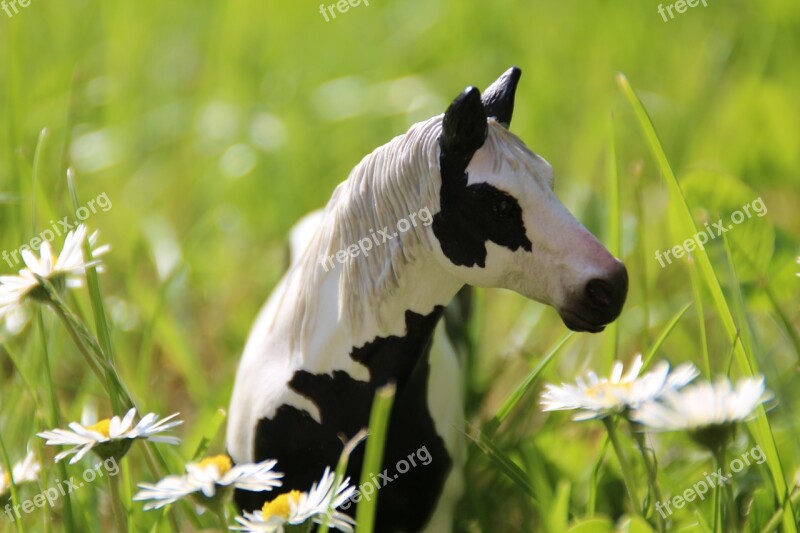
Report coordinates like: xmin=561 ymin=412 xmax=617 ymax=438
xmin=287 ymin=116 xmax=532 ymax=346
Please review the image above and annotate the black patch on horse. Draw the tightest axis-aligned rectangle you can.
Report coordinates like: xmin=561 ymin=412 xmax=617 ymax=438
xmin=433 ymin=174 xmax=532 ymax=268
xmin=239 ymin=308 xmax=452 ymax=533
xmin=432 ymin=84 xmax=532 ymax=268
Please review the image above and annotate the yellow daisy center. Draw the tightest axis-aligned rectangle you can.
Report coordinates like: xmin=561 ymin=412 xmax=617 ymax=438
xmin=2 ymin=471 xmax=10 ymax=489
xmin=262 ymin=490 xmax=302 ymax=520
xmin=197 ymin=455 xmax=233 ymax=476
xmin=87 ymin=419 xmax=112 ymax=438
xmin=586 ymin=381 xmax=635 ymax=397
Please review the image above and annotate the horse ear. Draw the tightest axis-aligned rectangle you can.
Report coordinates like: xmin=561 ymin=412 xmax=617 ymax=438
xmin=439 ymin=86 xmax=488 ymax=179
xmin=481 ymin=66 xmax=521 ymax=128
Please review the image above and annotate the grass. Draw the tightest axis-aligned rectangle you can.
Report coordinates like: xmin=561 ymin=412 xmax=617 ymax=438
xmin=354 ymin=385 xmax=395 ymax=532
xmin=1 ymin=0 xmax=799 ymax=531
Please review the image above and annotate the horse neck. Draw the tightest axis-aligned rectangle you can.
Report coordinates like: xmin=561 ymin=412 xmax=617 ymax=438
xmin=291 ymin=117 xmax=464 ymax=349
xmin=291 ymin=238 xmax=463 ymax=355
xmin=365 ymin=251 xmax=464 ymax=338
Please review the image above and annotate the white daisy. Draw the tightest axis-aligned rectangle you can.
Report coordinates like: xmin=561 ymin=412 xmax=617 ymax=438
xmin=0 ymin=225 xmax=109 ymax=328
xmin=134 ymin=455 xmax=284 ymax=511
xmin=632 ymin=376 xmax=771 ymax=434
xmin=0 ymin=450 xmax=41 ymax=496
xmin=233 ymin=467 xmax=356 ymax=533
xmin=541 ymin=354 xmax=699 ymax=421
xmin=37 ymin=408 xmax=182 ymax=463
xmin=0 ymin=276 xmax=37 ymax=327
xmin=22 ymin=225 xmax=108 ymax=282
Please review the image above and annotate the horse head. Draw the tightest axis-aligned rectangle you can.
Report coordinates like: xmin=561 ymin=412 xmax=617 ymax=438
xmin=429 ymin=67 xmax=627 ymax=332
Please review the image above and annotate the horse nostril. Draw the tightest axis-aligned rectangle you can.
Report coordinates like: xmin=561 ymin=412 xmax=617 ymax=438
xmin=585 ymin=278 xmax=615 ymax=309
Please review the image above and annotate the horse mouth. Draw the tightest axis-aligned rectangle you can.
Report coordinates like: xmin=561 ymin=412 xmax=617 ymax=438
xmin=559 ymin=310 xmax=608 ymax=333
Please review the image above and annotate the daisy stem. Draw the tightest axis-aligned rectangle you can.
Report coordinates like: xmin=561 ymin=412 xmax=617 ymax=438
xmin=122 ymin=460 xmax=136 ymax=532
xmin=37 ymin=277 xmax=133 ymax=411
xmin=712 ymin=458 xmax=722 ymax=533
xmin=631 ymin=426 xmax=666 ymax=533
xmin=214 ymin=508 xmax=228 ymax=531
xmin=50 ymin=299 xmax=108 ymax=392
xmin=603 ymin=418 xmax=642 ymax=517
xmin=37 ymin=311 xmax=77 ymax=533
xmin=712 ymin=447 xmax=733 ymax=533
xmin=108 ymin=472 xmax=128 ymax=533
xmin=710 ymin=447 xmax=727 ymax=533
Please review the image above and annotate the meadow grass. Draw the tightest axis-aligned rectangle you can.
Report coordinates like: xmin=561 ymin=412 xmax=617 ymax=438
xmin=1 ymin=0 xmax=799 ymax=531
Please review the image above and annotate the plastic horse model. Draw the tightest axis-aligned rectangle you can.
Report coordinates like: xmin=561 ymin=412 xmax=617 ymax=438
xmin=228 ymin=67 xmax=628 ymax=531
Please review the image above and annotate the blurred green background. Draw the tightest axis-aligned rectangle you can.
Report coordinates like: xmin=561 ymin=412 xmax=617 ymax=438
xmin=1 ymin=0 xmax=799 ymax=531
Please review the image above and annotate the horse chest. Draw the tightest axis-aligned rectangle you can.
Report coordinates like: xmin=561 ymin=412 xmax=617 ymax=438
xmin=238 ymin=307 xmax=453 ymax=532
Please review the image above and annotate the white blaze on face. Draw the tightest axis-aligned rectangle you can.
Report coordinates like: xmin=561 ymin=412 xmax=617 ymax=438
xmin=513 ymin=184 xmax=620 ymax=312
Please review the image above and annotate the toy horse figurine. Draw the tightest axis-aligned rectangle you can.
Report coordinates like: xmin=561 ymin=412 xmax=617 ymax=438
xmin=227 ymin=67 xmax=628 ymax=531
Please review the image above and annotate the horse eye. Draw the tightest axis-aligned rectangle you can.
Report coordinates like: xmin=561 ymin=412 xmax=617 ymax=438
xmin=492 ymin=199 xmax=515 ymax=217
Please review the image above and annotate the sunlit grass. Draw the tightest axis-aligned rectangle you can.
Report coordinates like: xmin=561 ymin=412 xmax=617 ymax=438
xmin=1 ymin=0 xmax=799 ymax=531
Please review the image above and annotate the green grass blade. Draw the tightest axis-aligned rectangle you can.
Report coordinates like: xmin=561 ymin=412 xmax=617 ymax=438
xmin=354 ymin=384 xmax=396 ymax=532
xmin=617 ymin=72 xmax=751 ymax=373
xmin=30 ymin=128 xmax=48 ymax=234
xmin=469 ymin=430 xmax=538 ymax=502
xmin=0 ymin=431 xmax=26 ymax=533
xmin=322 ymin=429 xmax=367 ymax=533
xmin=30 ymin=127 xmax=77 ymax=532
xmin=484 ymin=332 xmax=574 ymax=437
xmin=37 ymin=312 xmax=77 ymax=533
xmin=587 ymin=436 xmax=609 ymax=517
xmin=66 ymin=169 xmax=124 ymax=412
xmin=546 ymin=479 xmax=571 ymax=533
xmin=190 ymin=408 xmax=228 ymax=461
xmin=617 ymin=73 xmax=796 ymax=533
xmin=601 ymin=117 xmax=622 ymax=372
xmin=631 ymin=163 xmax=651 ymax=349
xmin=641 ymin=302 xmax=692 ymax=369
xmin=688 ymin=258 xmax=712 ymax=378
